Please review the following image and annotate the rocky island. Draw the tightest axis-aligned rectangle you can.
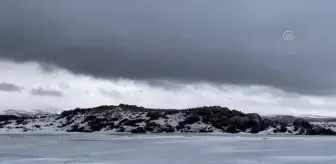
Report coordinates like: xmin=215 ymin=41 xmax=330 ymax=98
xmin=0 ymin=104 xmax=335 ymax=135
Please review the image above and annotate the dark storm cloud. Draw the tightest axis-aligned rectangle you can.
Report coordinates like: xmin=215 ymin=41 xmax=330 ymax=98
xmin=146 ymin=80 xmax=185 ymax=90
xmin=0 ymin=82 xmax=23 ymax=92
xmin=31 ymin=88 xmax=63 ymax=97
xmin=1 ymin=0 xmax=336 ymax=95
xmin=99 ymin=89 xmax=123 ymax=98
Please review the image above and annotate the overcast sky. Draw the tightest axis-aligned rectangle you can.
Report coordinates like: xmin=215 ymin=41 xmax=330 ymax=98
xmin=1 ymin=1 xmax=336 ymax=116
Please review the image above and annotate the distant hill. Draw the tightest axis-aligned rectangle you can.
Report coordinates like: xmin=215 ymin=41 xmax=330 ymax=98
xmin=0 ymin=109 xmax=54 ymax=117
xmin=0 ymin=104 xmax=335 ymax=135
xmin=264 ymin=115 xmax=336 ymax=123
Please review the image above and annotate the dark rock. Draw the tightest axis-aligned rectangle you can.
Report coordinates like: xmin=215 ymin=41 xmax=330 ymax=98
xmin=183 ymin=115 xmax=200 ymax=125
xmin=145 ymin=122 xmax=161 ymax=132
xmin=65 ymin=116 xmax=72 ymax=122
xmin=293 ymin=118 xmax=312 ymax=129
xmin=88 ymin=121 xmax=103 ymax=131
xmin=231 ymin=110 xmax=245 ymax=117
xmin=229 ymin=116 xmax=250 ymax=131
xmin=130 ymin=127 xmax=146 ymax=133
xmin=210 ymin=106 xmax=231 ymax=115
xmin=164 ymin=110 xmax=179 ymax=115
xmin=306 ymin=127 xmax=336 ymax=135
xmin=83 ymin=115 xmax=97 ymax=123
xmin=305 ymin=128 xmax=314 ymax=135
xmin=118 ymin=119 xmax=130 ymax=126
xmin=176 ymin=124 xmax=183 ymax=130
xmin=211 ymin=120 xmax=224 ymax=129
xmin=160 ymin=115 xmax=169 ymax=119
xmin=67 ymin=124 xmax=85 ymax=132
xmin=197 ymin=108 xmax=212 ymax=116
xmin=2 ymin=121 xmax=11 ymax=125
xmin=60 ymin=110 xmax=73 ymax=118
xmin=33 ymin=125 xmax=41 ymax=128
xmin=298 ymin=128 xmax=305 ymax=135
xmin=278 ymin=125 xmax=287 ymax=133
xmin=250 ymin=127 xmax=262 ymax=134
xmin=146 ymin=122 xmax=160 ymax=127
xmin=247 ymin=113 xmax=262 ymax=127
xmin=247 ymin=113 xmax=261 ymax=120
xmin=123 ymin=119 xmax=145 ymax=126
xmin=146 ymin=111 xmax=161 ymax=120
xmin=0 ymin=115 xmax=19 ymax=122
xmin=153 ymin=128 xmax=164 ymax=133
xmin=178 ymin=121 xmax=186 ymax=128
xmin=261 ymin=118 xmax=276 ymax=128
xmin=294 ymin=126 xmax=299 ymax=132
xmin=217 ymin=115 xmax=229 ymax=124
xmin=226 ymin=124 xmax=238 ymax=133
xmin=107 ymin=122 xmax=115 ymax=129
xmin=116 ymin=127 xmax=125 ymax=132
xmin=162 ymin=125 xmax=175 ymax=133
xmin=144 ymin=126 xmax=154 ymax=132
xmin=65 ymin=120 xmax=74 ymax=126
xmin=73 ymin=108 xmax=85 ymax=115
xmin=110 ymin=117 xmax=119 ymax=122
xmin=118 ymin=104 xmax=145 ymax=111
xmin=16 ymin=119 xmax=24 ymax=125
xmin=202 ymin=115 xmax=212 ymax=123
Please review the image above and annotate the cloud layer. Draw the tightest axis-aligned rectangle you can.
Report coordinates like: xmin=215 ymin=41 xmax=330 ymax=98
xmin=1 ymin=1 xmax=336 ymax=96
xmin=1 ymin=61 xmax=336 ymax=116
xmin=31 ymin=87 xmax=63 ymax=97
xmin=0 ymin=82 xmax=23 ymax=92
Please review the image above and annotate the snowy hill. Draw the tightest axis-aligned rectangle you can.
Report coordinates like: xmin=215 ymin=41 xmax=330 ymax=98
xmin=0 ymin=109 xmax=53 ymax=117
xmin=0 ymin=104 xmax=335 ymax=135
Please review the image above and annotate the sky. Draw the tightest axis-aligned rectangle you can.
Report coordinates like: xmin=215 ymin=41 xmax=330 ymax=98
xmin=1 ymin=0 xmax=336 ymax=116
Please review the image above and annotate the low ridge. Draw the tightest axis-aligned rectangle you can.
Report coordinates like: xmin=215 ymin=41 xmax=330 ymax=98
xmin=0 ymin=104 xmax=335 ymax=135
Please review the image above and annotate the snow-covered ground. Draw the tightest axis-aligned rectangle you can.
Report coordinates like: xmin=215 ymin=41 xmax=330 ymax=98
xmin=310 ymin=122 xmax=336 ymax=131
xmin=0 ymin=134 xmax=335 ymax=164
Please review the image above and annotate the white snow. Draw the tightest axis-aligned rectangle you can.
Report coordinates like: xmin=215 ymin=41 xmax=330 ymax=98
xmin=310 ymin=121 xmax=336 ymax=131
xmin=151 ymin=112 xmax=185 ymax=127
xmin=0 ymin=109 xmax=54 ymax=117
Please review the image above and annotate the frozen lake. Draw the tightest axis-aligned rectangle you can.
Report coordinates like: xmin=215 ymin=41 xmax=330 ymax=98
xmin=0 ymin=133 xmax=336 ymax=164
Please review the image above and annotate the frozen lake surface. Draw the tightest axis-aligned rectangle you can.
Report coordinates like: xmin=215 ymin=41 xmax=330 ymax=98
xmin=0 ymin=133 xmax=336 ymax=164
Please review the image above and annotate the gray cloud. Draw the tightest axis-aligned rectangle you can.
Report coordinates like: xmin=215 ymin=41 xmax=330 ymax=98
xmin=99 ymin=89 xmax=123 ymax=98
xmin=0 ymin=82 xmax=23 ymax=92
xmin=146 ymin=80 xmax=185 ymax=90
xmin=31 ymin=87 xmax=63 ymax=97
xmin=1 ymin=1 xmax=336 ymax=95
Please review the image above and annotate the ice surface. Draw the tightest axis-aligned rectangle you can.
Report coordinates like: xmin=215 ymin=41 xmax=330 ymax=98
xmin=0 ymin=134 xmax=335 ymax=164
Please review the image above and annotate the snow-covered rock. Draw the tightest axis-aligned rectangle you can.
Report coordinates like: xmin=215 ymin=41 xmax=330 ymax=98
xmin=0 ymin=104 xmax=335 ymax=135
